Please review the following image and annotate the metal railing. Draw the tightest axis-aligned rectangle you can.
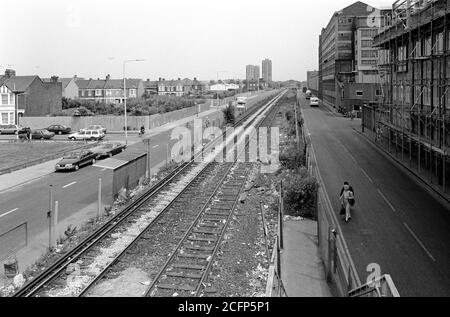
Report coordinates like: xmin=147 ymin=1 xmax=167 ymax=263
xmin=349 ymin=275 xmax=400 ymax=297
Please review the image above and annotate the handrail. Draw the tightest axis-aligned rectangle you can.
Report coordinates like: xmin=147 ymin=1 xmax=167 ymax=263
xmin=349 ymin=274 xmax=400 ymax=297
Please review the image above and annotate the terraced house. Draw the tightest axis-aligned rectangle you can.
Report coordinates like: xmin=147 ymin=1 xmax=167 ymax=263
xmin=0 ymin=69 xmax=62 ymax=123
xmin=77 ymin=75 xmax=144 ymax=104
xmin=157 ymin=78 xmax=205 ymax=96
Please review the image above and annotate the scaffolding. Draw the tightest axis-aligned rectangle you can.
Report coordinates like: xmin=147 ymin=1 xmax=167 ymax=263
xmin=369 ymin=0 xmax=450 ymax=196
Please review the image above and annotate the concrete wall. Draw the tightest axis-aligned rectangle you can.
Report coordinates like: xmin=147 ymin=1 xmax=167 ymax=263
xmin=20 ymin=102 xmax=212 ymax=131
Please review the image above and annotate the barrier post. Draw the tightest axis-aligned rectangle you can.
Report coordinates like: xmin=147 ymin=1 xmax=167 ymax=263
xmin=52 ymin=201 xmax=59 ymax=249
xmin=97 ymin=178 xmax=102 ymax=219
xmin=279 ymin=181 xmax=284 ymax=250
xmin=47 ymin=185 xmax=53 ymax=251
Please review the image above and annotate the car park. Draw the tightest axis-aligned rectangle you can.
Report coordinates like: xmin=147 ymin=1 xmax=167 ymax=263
xmin=91 ymin=142 xmax=127 ymax=159
xmin=0 ymin=124 xmax=22 ymax=134
xmin=68 ymin=129 xmax=105 ymax=141
xmin=55 ymin=150 xmax=97 ymax=171
xmin=19 ymin=129 xmax=55 ymax=140
xmin=46 ymin=124 xmax=71 ymax=135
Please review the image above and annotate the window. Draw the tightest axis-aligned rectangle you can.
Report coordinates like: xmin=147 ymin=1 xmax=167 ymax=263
xmin=356 ymin=90 xmax=363 ymax=96
xmin=95 ymin=89 xmax=102 ymax=96
xmin=361 ymin=29 xmax=378 ymax=38
xmin=9 ymin=112 xmax=14 ymax=124
xmin=376 ymin=89 xmax=382 ymax=96
xmin=106 ymin=90 xmax=112 ymax=97
xmin=361 ymin=60 xmax=377 ymax=65
xmin=1 ymin=94 xmax=8 ymax=105
xmin=129 ymin=89 xmax=136 ymax=97
xmin=1 ymin=113 xmax=8 ymax=124
xmin=88 ymin=90 xmax=93 ymax=97
xmin=361 ymin=50 xmax=378 ymax=58
xmin=361 ymin=40 xmax=373 ymax=48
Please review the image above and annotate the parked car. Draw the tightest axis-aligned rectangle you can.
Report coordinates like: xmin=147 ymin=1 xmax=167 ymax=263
xmin=310 ymin=97 xmax=320 ymax=107
xmin=87 ymin=125 xmax=107 ymax=134
xmin=0 ymin=124 xmax=22 ymax=135
xmin=19 ymin=129 xmax=55 ymax=140
xmin=55 ymin=150 xmax=97 ymax=172
xmin=68 ymin=129 xmax=105 ymax=141
xmin=47 ymin=124 xmax=71 ymax=135
xmin=91 ymin=142 xmax=127 ymax=159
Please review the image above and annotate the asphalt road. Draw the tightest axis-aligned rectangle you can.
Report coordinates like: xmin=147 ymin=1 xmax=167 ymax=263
xmin=0 ymin=128 xmax=183 ymax=257
xmin=300 ymin=94 xmax=450 ymax=296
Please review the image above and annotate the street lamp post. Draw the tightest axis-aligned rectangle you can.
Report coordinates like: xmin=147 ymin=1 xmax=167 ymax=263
xmin=123 ymin=59 xmax=145 ymax=146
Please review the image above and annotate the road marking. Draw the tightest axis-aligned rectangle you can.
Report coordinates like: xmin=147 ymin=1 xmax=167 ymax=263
xmin=0 ymin=208 xmax=19 ymax=219
xmin=403 ymin=222 xmax=436 ymax=262
xmin=152 ymin=145 xmax=159 ymax=149
xmin=377 ymin=189 xmax=396 ymax=213
xmin=62 ymin=181 xmax=77 ymax=189
xmin=361 ymin=168 xmax=374 ymax=183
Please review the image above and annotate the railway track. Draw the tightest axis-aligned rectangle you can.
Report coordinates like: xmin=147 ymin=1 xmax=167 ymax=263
xmin=145 ymin=162 xmax=250 ymax=297
xmin=13 ymin=90 xmax=287 ymax=297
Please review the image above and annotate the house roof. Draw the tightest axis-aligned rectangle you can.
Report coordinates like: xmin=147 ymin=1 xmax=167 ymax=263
xmin=42 ymin=77 xmax=77 ymax=89
xmin=339 ymin=1 xmax=372 ymax=16
xmin=104 ymin=79 xmax=142 ymax=89
xmin=76 ymin=78 xmax=142 ymax=90
xmin=143 ymin=80 xmax=158 ymax=88
xmin=0 ymin=76 xmax=39 ymax=92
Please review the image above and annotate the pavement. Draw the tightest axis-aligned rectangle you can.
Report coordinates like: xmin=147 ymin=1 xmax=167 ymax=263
xmin=0 ymin=90 xmax=276 ymax=282
xmin=280 ymin=219 xmax=332 ymax=297
xmin=299 ymin=93 xmax=450 ymax=297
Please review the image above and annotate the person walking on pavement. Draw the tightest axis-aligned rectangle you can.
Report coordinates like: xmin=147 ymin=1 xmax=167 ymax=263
xmin=26 ymin=127 xmax=31 ymax=142
xmin=340 ymin=182 xmax=355 ymax=222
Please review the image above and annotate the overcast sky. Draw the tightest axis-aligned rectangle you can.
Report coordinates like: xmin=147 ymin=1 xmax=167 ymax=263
xmin=0 ymin=0 xmax=394 ymax=81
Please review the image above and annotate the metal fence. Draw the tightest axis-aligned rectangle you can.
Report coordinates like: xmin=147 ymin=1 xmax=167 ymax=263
xmin=0 ymin=222 xmax=28 ymax=269
xmin=263 ymin=195 xmax=288 ymax=297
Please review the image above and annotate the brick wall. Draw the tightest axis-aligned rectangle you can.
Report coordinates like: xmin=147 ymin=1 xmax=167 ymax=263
xmin=19 ymin=78 xmax=62 ymax=116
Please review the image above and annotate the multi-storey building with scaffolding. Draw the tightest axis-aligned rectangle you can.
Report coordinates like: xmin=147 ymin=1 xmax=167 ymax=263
xmin=318 ymin=1 xmax=389 ymax=113
xmin=367 ymin=0 xmax=450 ymax=196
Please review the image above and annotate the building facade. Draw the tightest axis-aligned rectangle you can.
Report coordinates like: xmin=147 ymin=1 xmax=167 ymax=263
xmin=369 ymin=0 xmax=450 ymax=195
xmin=262 ymin=58 xmax=272 ymax=83
xmin=318 ymin=1 xmax=388 ymax=112
xmin=43 ymin=76 xmax=83 ymax=99
xmin=246 ymin=65 xmax=260 ymax=82
xmin=77 ymin=76 xmax=144 ymax=103
xmin=307 ymin=70 xmax=319 ymax=95
xmin=0 ymin=70 xmax=62 ymax=122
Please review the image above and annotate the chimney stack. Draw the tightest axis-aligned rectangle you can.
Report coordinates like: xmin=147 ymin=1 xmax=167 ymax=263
xmin=51 ymin=76 xmax=59 ymax=83
xmin=4 ymin=69 xmax=16 ymax=79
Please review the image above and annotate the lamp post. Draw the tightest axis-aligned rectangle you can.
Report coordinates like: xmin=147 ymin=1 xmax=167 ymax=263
xmin=123 ymin=59 xmax=145 ymax=146
xmin=13 ymin=84 xmax=25 ymax=139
